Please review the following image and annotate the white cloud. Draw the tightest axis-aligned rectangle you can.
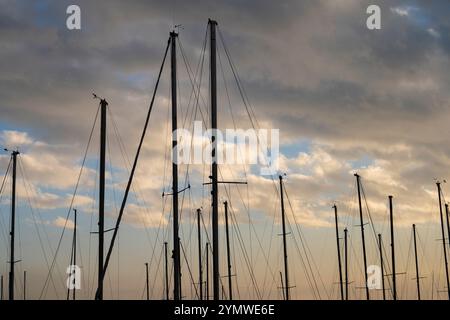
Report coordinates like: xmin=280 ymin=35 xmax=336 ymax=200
xmin=428 ymin=28 xmax=440 ymax=38
xmin=391 ymin=7 xmax=411 ymax=16
xmin=1 ymin=130 xmax=33 ymax=147
xmin=52 ymin=216 xmax=74 ymax=229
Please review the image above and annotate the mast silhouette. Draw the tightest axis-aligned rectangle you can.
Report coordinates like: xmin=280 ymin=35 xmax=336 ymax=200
xmin=9 ymin=150 xmax=19 ymax=301
xmin=73 ymin=209 xmax=77 ymax=300
xmin=197 ymin=208 xmax=203 ymax=300
xmin=344 ymin=228 xmax=348 ymax=300
xmin=436 ymin=182 xmax=450 ymax=300
xmin=169 ymin=30 xmax=182 ymax=301
xmin=378 ymin=234 xmax=385 ymax=300
xmin=96 ymin=97 xmax=108 ymax=300
xmin=224 ymin=201 xmax=233 ymax=300
xmin=333 ymin=205 xmax=344 ymax=300
xmin=67 ymin=208 xmax=77 ymax=300
xmin=354 ymin=173 xmax=369 ymax=300
xmin=446 ymin=204 xmax=450 ymax=253
xmin=145 ymin=262 xmax=149 ymax=300
xmin=23 ymin=270 xmax=26 ymax=300
xmin=389 ymin=195 xmax=397 ymax=300
xmin=206 ymin=242 xmax=210 ymax=300
xmin=412 ymin=224 xmax=421 ymax=300
xmin=208 ymin=18 xmax=220 ymax=300
xmin=279 ymin=175 xmax=290 ymax=300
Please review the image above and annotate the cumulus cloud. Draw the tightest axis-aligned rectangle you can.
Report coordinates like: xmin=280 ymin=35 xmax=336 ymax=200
xmin=52 ymin=216 xmax=74 ymax=229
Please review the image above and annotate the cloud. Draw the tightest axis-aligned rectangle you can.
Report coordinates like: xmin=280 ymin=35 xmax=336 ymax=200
xmin=1 ymin=0 xmax=449 ymax=232
xmin=1 ymin=130 xmax=33 ymax=147
xmin=52 ymin=216 xmax=74 ymax=229
xmin=428 ymin=28 xmax=440 ymax=38
xmin=0 ymin=3 xmax=448 ymax=235
xmin=391 ymin=6 xmax=412 ymax=16
xmin=121 ymin=203 xmax=168 ymax=228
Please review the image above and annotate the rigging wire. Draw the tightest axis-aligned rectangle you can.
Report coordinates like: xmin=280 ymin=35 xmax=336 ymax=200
xmin=18 ymin=159 xmax=62 ymax=297
xmin=96 ymin=38 xmax=171 ymax=298
xmin=39 ymin=103 xmax=100 ymax=299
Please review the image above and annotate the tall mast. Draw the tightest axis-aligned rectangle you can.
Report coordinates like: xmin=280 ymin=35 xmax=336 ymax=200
xmin=9 ymin=150 xmax=19 ymax=301
xmin=164 ymin=242 xmax=169 ymax=300
xmin=73 ymin=209 xmax=77 ymax=300
xmin=97 ymin=97 xmax=107 ymax=300
xmin=208 ymin=18 xmax=220 ymax=301
xmin=446 ymin=204 xmax=450 ymax=259
xmin=333 ymin=205 xmax=344 ymax=300
xmin=206 ymin=242 xmax=210 ymax=300
xmin=279 ymin=175 xmax=290 ymax=300
xmin=389 ymin=195 xmax=397 ymax=300
xmin=378 ymin=234 xmax=385 ymax=300
xmin=224 ymin=201 xmax=233 ymax=300
xmin=354 ymin=173 xmax=369 ymax=300
xmin=144 ymin=262 xmax=149 ymax=300
xmin=169 ymin=30 xmax=182 ymax=301
xmin=344 ymin=228 xmax=348 ymax=300
xmin=197 ymin=209 xmax=203 ymax=300
xmin=23 ymin=270 xmax=26 ymax=300
xmin=412 ymin=224 xmax=421 ymax=300
xmin=67 ymin=209 xmax=78 ymax=300
xmin=436 ymin=182 xmax=450 ymax=300
xmin=1 ymin=275 xmax=3 ymax=300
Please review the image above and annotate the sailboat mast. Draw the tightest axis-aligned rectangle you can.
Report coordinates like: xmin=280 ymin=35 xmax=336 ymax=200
xmin=206 ymin=242 xmax=210 ymax=300
xmin=145 ymin=263 xmax=149 ymax=300
xmin=23 ymin=270 xmax=26 ymax=300
xmin=354 ymin=173 xmax=369 ymax=300
xmin=333 ymin=205 xmax=344 ymax=300
xmin=67 ymin=209 xmax=78 ymax=300
xmin=378 ymin=234 xmax=385 ymax=300
xmin=436 ymin=182 xmax=450 ymax=300
xmin=169 ymin=30 xmax=182 ymax=301
xmin=9 ymin=150 xmax=19 ymax=301
xmin=279 ymin=175 xmax=290 ymax=300
xmin=208 ymin=18 xmax=220 ymax=301
xmin=67 ymin=209 xmax=77 ymax=300
xmin=389 ymin=195 xmax=397 ymax=300
xmin=97 ymin=98 xmax=107 ymax=300
xmin=73 ymin=208 xmax=77 ymax=300
xmin=344 ymin=228 xmax=348 ymax=300
xmin=197 ymin=209 xmax=203 ymax=300
xmin=445 ymin=204 xmax=450 ymax=260
xmin=224 ymin=201 xmax=233 ymax=300
xmin=412 ymin=224 xmax=421 ymax=300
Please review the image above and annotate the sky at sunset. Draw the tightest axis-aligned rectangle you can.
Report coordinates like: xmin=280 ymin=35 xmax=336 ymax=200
xmin=1 ymin=0 xmax=450 ymax=300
